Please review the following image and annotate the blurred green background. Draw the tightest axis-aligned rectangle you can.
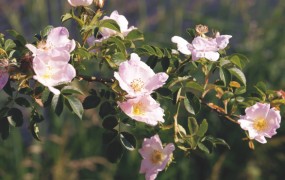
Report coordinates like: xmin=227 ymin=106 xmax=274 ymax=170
xmin=0 ymin=0 xmax=285 ymax=179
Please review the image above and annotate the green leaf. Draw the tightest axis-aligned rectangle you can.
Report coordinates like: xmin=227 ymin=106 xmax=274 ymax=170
xmin=0 ymin=118 xmax=10 ymax=140
xmin=52 ymin=94 xmax=64 ymax=116
xmin=229 ymin=54 xmax=249 ymax=69
xmin=105 ymin=137 xmax=124 ymax=163
xmin=186 ymin=28 xmax=196 ymax=39
xmin=125 ymin=29 xmax=144 ymax=41
xmin=235 ymin=86 xmax=246 ymax=95
xmin=42 ymin=88 xmax=53 ymax=107
xmin=204 ymin=136 xmax=230 ymax=149
xmin=188 ymin=117 xmax=198 ymax=135
xmin=197 ymin=142 xmax=210 ymax=153
xmin=7 ymin=30 xmax=26 ymax=45
xmin=161 ymin=57 xmax=170 ymax=72
xmin=108 ymin=36 xmax=126 ymax=55
xmin=30 ymin=122 xmax=40 ymax=141
xmin=102 ymin=116 xmax=118 ymax=130
xmin=41 ymin=25 xmax=53 ymax=37
xmin=61 ymin=86 xmax=83 ymax=95
xmin=172 ymin=87 xmax=182 ymax=104
xmin=196 ymin=119 xmax=208 ymax=137
xmin=228 ymin=67 xmax=246 ymax=86
xmin=31 ymin=111 xmax=44 ymax=123
xmin=15 ymin=97 xmax=30 ymax=107
xmin=120 ymin=132 xmax=136 ymax=151
xmin=221 ymin=92 xmax=234 ymax=101
xmin=156 ymin=88 xmax=172 ymax=96
xmin=7 ymin=108 xmax=23 ymax=127
xmin=4 ymin=39 xmax=16 ymax=51
xmin=146 ymin=56 xmax=158 ymax=69
xmin=61 ymin=13 xmax=73 ymax=23
xmin=73 ymin=47 xmax=91 ymax=59
xmin=65 ymin=96 xmax=84 ymax=119
xmin=219 ymin=67 xmax=231 ymax=86
xmin=112 ymin=52 xmax=126 ymax=65
xmin=99 ymin=101 xmax=116 ymax=118
xmin=83 ymin=95 xmax=101 ymax=109
xmin=185 ymin=81 xmax=204 ymax=93
xmin=184 ymin=92 xmax=201 ymax=115
xmin=99 ymin=19 xmax=121 ymax=33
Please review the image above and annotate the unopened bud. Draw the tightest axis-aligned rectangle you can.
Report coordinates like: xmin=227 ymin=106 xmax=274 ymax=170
xmin=95 ymin=0 xmax=105 ymax=9
xmin=195 ymin=24 xmax=208 ymax=36
xmin=248 ymin=140 xmax=255 ymax=150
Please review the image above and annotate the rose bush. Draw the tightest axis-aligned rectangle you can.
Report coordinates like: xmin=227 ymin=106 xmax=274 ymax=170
xmin=0 ymin=0 xmax=284 ymax=179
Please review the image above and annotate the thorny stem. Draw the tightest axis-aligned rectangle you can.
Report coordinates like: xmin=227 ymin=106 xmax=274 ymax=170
xmin=202 ymin=101 xmax=239 ymax=124
xmin=77 ymin=75 xmax=115 ymax=84
xmin=174 ymin=101 xmax=181 ymax=143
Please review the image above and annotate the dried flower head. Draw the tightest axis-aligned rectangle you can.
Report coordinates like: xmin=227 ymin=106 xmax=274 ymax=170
xmin=195 ymin=24 xmax=209 ymax=35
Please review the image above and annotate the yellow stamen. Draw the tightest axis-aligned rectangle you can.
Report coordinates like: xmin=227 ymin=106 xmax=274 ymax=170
xmin=151 ymin=150 xmax=165 ymax=164
xmin=133 ymin=103 xmax=144 ymax=115
xmin=130 ymin=78 xmax=144 ymax=92
xmin=253 ymin=118 xmax=267 ymax=131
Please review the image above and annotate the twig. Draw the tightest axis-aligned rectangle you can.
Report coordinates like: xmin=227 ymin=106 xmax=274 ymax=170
xmin=77 ymin=75 xmax=115 ymax=84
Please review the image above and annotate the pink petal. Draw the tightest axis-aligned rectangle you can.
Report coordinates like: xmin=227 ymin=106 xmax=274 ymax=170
xmin=171 ymin=36 xmax=191 ymax=55
xmin=0 ymin=71 xmax=9 ymax=90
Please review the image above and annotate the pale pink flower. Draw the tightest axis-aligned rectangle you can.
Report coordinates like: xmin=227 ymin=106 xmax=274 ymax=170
xmin=26 ymin=27 xmax=76 ymax=56
xmin=67 ymin=0 xmax=93 ymax=7
xmin=238 ymin=103 xmax=281 ymax=144
xmin=118 ymin=95 xmax=165 ymax=126
xmin=33 ymin=53 xmax=76 ymax=95
xmin=139 ymin=134 xmax=175 ymax=180
xmin=88 ymin=10 xmax=136 ymax=44
xmin=171 ymin=33 xmax=232 ymax=61
xmin=0 ymin=70 xmax=9 ymax=90
xmin=0 ymin=59 xmax=9 ymax=90
xmin=114 ymin=53 xmax=168 ymax=97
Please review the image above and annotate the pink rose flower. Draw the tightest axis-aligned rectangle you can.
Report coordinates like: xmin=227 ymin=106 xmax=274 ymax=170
xmin=26 ymin=27 xmax=75 ymax=56
xmin=139 ymin=134 xmax=175 ymax=180
xmin=118 ymin=95 xmax=165 ymax=126
xmin=238 ymin=103 xmax=281 ymax=144
xmin=114 ymin=53 xmax=168 ymax=97
xmin=87 ymin=10 xmax=136 ymax=44
xmin=0 ymin=59 xmax=9 ymax=90
xmin=171 ymin=33 xmax=232 ymax=61
xmin=67 ymin=0 xmax=93 ymax=7
xmin=33 ymin=53 xmax=76 ymax=95
xmin=0 ymin=69 xmax=9 ymax=90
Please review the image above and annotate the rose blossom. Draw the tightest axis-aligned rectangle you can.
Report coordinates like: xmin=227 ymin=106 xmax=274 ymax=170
xmin=171 ymin=33 xmax=232 ymax=61
xmin=114 ymin=53 xmax=168 ymax=97
xmin=238 ymin=103 xmax=281 ymax=144
xmin=67 ymin=0 xmax=93 ymax=7
xmin=26 ymin=26 xmax=76 ymax=56
xmin=33 ymin=53 xmax=76 ymax=95
xmin=0 ymin=69 xmax=9 ymax=90
xmin=139 ymin=134 xmax=175 ymax=180
xmin=118 ymin=95 xmax=165 ymax=126
xmin=87 ymin=10 xmax=136 ymax=44
xmin=0 ymin=59 xmax=9 ymax=90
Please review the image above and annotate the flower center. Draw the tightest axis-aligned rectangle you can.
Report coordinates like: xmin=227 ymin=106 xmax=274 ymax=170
xmin=253 ymin=118 xmax=267 ymax=131
xmin=37 ymin=41 xmax=51 ymax=51
xmin=41 ymin=66 xmax=52 ymax=80
xmin=130 ymin=78 xmax=144 ymax=92
xmin=151 ymin=150 xmax=165 ymax=164
xmin=132 ymin=102 xmax=144 ymax=115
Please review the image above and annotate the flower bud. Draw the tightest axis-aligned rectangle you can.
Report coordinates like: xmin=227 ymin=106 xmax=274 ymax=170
xmin=195 ymin=24 xmax=208 ymax=35
xmin=94 ymin=0 xmax=105 ymax=9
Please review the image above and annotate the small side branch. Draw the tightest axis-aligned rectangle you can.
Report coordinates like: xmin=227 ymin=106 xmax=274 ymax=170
xmin=77 ymin=75 xmax=115 ymax=84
